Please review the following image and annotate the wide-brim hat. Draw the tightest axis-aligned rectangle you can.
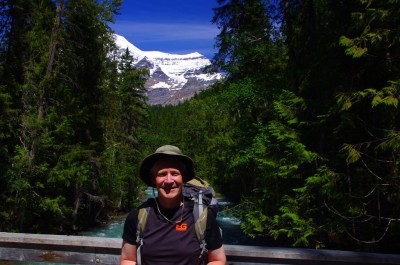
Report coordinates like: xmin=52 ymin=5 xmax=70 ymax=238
xmin=139 ymin=145 xmax=195 ymax=187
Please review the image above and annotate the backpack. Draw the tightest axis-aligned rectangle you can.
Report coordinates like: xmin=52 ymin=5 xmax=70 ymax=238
xmin=135 ymin=177 xmax=219 ymax=265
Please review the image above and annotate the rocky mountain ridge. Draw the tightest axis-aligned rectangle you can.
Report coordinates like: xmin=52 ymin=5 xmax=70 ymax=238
xmin=113 ymin=34 xmax=223 ymax=105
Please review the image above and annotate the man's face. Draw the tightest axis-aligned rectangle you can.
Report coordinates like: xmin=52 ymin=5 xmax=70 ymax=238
xmin=152 ymin=158 xmax=185 ymax=202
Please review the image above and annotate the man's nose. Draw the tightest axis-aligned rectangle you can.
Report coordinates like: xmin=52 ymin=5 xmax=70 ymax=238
xmin=165 ymin=173 xmax=174 ymax=183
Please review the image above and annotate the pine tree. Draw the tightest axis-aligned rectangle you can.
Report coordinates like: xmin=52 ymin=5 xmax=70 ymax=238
xmin=101 ymin=47 xmax=149 ymax=210
xmin=278 ymin=0 xmax=400 ymax=251
xmin=0 ymin=0 xmax=123 ymax=232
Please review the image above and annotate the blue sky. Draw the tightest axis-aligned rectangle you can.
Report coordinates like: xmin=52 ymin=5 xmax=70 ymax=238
xmin=110 ymin=0 xmax=220 ymax=59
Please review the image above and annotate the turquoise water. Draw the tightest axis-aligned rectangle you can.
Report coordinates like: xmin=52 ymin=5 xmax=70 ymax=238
xmin=79 ymin=197 xmax=273 ymax=246
xmin=79 ymin=215 xmax=126 ymax=238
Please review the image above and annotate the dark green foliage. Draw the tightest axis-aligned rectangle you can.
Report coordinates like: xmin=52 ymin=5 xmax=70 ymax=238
xmin=0 ymin=0 xmax=149 ymax=233
xmin=138 ymin=84 xmax=236 ymax=192
xmin=101 ymin=47 xmax=149 ymax=211
xmin=1 ymin=0 xmax=400 ymax=254
xmin=138 ymin=0 xmax=400 ymax=253
xmin=274 ymin=0 xmax=400 ymax=252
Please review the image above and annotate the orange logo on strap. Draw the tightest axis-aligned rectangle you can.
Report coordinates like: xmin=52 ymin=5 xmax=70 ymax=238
xmin=176 ymin=223 xmax=187 ymax=232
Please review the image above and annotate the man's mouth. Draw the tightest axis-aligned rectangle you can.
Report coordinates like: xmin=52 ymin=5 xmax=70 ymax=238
xmin=162 ymin=187 xmax=175 ymax=193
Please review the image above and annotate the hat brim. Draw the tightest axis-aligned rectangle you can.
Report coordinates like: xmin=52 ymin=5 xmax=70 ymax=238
xmin=139 ymin=153 xmax=195 ymax=187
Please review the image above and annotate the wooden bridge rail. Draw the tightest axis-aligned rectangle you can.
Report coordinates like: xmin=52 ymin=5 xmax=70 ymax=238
xmin=0 ymin=232 xmax=399 ymax=265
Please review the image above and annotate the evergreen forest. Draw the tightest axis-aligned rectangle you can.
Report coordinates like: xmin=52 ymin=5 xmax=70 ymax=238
xmin=1 ymin=0 xmax=400 ymax=254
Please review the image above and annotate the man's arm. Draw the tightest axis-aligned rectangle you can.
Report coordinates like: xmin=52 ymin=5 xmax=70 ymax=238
xmin=120 ymin=240 xmax=137 ymax=265
xmin=207 ymin=245 xmax=226 ymax=265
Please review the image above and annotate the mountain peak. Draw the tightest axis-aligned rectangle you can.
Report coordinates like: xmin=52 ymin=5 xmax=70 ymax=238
xmin=113 ymin=34 xmax=223 ymax=105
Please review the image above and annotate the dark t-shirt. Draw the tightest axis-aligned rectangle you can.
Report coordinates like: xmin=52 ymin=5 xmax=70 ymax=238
xmin=122 ymin=199 xmax=222 ymax=265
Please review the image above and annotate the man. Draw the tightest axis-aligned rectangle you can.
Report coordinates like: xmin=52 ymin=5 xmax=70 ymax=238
xmin=120 ymin=145 xmax=226 ymax=265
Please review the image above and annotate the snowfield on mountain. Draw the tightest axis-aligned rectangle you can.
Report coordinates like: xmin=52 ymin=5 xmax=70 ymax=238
xmin=114 ymin=34 xmax=223 ymax=105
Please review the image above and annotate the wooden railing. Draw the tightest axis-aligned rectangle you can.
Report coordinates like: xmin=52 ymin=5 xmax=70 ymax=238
xmin=0 ymin=232 xmax=399 ymax=264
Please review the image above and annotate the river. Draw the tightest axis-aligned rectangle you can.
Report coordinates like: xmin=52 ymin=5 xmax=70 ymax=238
xmin=79 ymin=196 xmax=274 ymax=246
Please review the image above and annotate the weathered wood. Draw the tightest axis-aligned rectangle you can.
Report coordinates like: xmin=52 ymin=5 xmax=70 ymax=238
xmin=0 ymin=232 xmax=120 ymax=265
xmin=0 ymin=232 xmax=121 ymax=248
xmin=1 ymin=232 xmax=399 ymax=265
xmin=223 ymin=245 xmax=400 ymax=265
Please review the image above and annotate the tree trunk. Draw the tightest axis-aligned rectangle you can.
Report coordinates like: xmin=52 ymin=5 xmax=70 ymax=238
xmin=30 ymin=0 xmax=63 ymax=160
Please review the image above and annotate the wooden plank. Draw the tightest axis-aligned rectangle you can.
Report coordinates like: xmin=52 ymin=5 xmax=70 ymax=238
xmin=0 ymin=247 xmax=97 ymax=264
xmin=225 ymin=245 xmax=400 ymax=264
xmin=0 ymin=232 xmax=121 ymax=248
xmin=224 ymin=245 xmax=400 ymax=265
xmin=1 ymin=232 xmax=400 ymax=265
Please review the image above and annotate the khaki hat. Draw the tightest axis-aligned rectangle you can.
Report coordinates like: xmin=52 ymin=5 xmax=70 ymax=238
xmin=139 ymin=145 xmax=195 ymax=187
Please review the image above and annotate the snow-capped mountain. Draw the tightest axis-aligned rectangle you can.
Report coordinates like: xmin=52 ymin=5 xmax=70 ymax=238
xmin=113 ymin=34 xmax=223 ymax=105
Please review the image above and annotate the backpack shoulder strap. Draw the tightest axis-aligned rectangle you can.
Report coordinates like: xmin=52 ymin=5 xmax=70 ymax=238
xmin=193 ymin=193 xmax=208 ymax=260
xmin=136 ymin=207 xmax=149 ymax=242
xmin=194 ymin=203 xmax=208 ymax=238
xmin=136 ymin=200 xmax=152 ymax=265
